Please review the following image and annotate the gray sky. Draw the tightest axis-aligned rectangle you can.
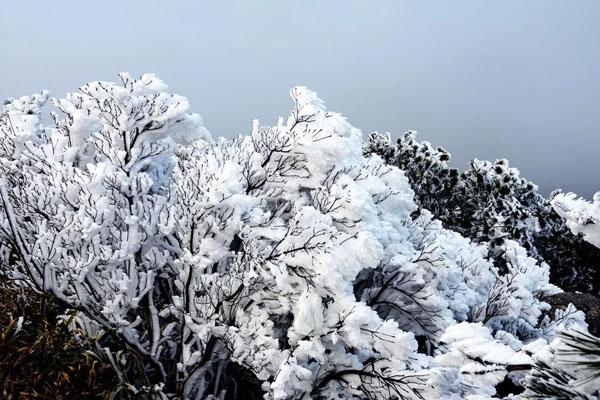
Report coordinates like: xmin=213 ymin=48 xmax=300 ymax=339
xmin=1 ymin=1 xmax=599 ymax=196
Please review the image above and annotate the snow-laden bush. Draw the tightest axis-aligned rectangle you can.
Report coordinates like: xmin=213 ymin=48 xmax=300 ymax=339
xmin=0 ymin=74 xmax=586 ymax=399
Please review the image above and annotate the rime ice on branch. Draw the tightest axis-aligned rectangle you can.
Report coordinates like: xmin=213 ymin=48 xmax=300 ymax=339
xmin=552 ymin=192 xmax=600 ymax=249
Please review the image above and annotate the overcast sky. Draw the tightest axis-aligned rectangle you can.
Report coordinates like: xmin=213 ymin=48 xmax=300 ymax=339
xmin=1 ymin=1 xmax=599 ymax=196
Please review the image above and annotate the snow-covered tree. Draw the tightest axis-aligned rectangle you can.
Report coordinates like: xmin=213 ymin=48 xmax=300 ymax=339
xmin=0 ymin=74 xmax=209 ymax=395
xmin=523 ymin=190 xmax=600 ymax=398
xmin=0 ymin=75 xmax=582 ymax=399
xmin=365 ymin=131 xmax=600 ymax=295
xmin=535 ymin=193 xmax=600 ymax=295
xmin=166 ymin=87 xmax=434 ymax=399
xmin=365 ymin=132 xmax=543 ymax=257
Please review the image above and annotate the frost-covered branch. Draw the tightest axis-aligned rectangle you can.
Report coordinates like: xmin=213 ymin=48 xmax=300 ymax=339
xmin=552 ymin=192 xmax=600 ymax=249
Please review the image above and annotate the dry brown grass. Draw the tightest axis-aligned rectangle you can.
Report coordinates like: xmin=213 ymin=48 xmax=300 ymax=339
xmin=0 ymin=277 xmax=121 ymax=400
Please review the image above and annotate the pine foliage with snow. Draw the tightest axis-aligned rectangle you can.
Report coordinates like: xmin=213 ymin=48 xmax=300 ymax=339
xmin=365 ymin=131 xmax=600 ymax=295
